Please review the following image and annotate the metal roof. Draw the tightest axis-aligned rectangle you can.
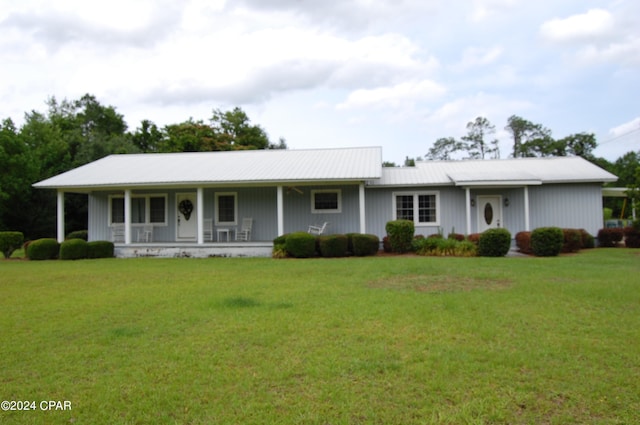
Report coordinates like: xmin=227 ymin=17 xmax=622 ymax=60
xmin=34 ymin=147 xmax=383 ymax=190
xmin=371 ymin=156 xmax=617 ymax=187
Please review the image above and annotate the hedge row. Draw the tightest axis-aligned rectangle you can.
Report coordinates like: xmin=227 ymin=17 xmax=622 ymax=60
xmin=25 ymin=238 xmax=114 ymax=260
xmin=597 ymin=221 xmax=640 ymax=248
xmin=516 ymin=228 xmax=595 ymax=257
xmin=273 ymin=233 xmax=380 ymax=258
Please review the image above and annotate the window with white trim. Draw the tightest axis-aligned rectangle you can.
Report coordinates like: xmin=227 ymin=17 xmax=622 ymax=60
xmin=109 ymin=195 xmax=167 ymax=225
xmin=311 ymin=189 xmax=341 ymax=213
xmin=215 ymin=192 xmax=237 ymax=225
xmin=393 ymin=191 xmax=439 ymax=225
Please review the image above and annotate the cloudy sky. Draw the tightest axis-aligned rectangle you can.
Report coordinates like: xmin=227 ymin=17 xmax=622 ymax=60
xmin=1 ymin=0 xmax=638 ymax=164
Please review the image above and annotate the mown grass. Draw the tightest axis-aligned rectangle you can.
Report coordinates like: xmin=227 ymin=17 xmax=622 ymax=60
xmin=1 ymin=249 xmax=639 ymax=424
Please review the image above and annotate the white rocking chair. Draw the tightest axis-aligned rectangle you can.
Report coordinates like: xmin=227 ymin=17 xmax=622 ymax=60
xmin=203 ymin=218 xmax=214 ymax=242
xmin=137 ymin=225 xmax=153 ymax=242
xmin=308 ymin=222 xmax=328 ymax=235
xmin=236 ymin=217 xmax=253 ymax=241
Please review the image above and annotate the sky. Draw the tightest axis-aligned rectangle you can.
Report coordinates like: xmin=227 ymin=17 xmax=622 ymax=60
xmin=1 ymin=0 xmax=639 ymax=165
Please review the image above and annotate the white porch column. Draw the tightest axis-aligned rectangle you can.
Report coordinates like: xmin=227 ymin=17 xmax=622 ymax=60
xmin=124 ymin=189 xmax=132 ymax=244
xmin=277 ymin=186 xmax=284 ymax=236
xmin=359 ymin=183 xmax=366 ymax=234
xmin=523 ymin=186 xmax=530 ymax=231
xmin=56 ymin=190 xmax=65 ymax=243
xmin=465 ymin=187 xmax=471 ymax=235
xmin=197 ymin=187 xmax=204 ymax=244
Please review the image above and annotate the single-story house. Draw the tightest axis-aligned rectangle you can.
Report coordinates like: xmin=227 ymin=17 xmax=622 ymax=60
xmin=34 ymin=146 xmax=617 ymax=257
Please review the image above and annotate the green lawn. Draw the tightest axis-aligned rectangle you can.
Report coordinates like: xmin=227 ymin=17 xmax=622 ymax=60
xmin=1 ymin=250 xmax=639 ymax=424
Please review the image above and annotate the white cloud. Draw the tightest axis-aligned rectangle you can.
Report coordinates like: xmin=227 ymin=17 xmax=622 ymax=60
xmin=610 ymin=116 xmax=640 ymax=137
xmin=470 ymin=0 xmax=516 ymax=22
xmin=454 ymin=46 xmax=503 ymax=71
xmin=337 ymin=80 xmax=446 ymax=110
xmin=540 ymin=9 xmax=615 ymax=44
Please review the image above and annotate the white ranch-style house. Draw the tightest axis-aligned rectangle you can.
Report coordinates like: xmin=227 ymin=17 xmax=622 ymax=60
xmin=34 ymin=147 xmax=617 ymax=257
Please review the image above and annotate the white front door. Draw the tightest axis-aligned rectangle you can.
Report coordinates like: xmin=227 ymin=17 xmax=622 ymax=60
xmin=176 ymin=193 xmax=197 ymax=240
xmin=477 ymin=196 xmax=503 ymax=233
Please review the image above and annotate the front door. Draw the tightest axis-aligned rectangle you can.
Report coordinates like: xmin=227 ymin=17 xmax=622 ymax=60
xmin=477 ymin=196 xmax=503 ymax=233
xmin=176 ymin=193 xmax=197 ymax=241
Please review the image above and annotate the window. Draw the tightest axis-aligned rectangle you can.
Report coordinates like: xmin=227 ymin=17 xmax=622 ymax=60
xmin=311 ymin=190 xmax=342 ymax=213
xmin=215 ymin=192 xmax=237 ymax=225
xmin=393 ymin=191 xmax=439 ymax=225
xmin=109 ymin=194 xmax=167 ymax=226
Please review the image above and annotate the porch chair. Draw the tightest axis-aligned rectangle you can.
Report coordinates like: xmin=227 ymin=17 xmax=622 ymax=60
xmin=236 ymin=217 xmax=253 ymax=241
xmin=111 ymin=224 xmax=125 ymax=243
xmin=308 ymin=222 xmax=328 ymax=235
xmin=203 ymin=218 xmax=214 ymax=241
xmin=137 ymin=225 xmax=153 ymax=242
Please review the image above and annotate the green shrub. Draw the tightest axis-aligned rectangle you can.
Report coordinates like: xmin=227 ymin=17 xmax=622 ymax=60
xmin=580 ymin=229 xmax=595 ymax=249
xmin=624 ymin=221 xmax=640 ymax=248
xmin=60 ymin=239 xmax=88 ymax=260
xmin=87 ymin=241 xmax=115 ymax=258
xmin=284 ymin=232 xmax=316 ymax=258
xmin=351 ymin=234 xmax=379 ymax=256
xmin=515 ymin=231 xmax=532 ymax=255
xmin=562 ymin=229 xmax=583 ymax=253
xmin=455 ymin=240 xmax=478 ymax=257
xmin=66 ymin=230 xmax=88 ymax=241
xmin=531 ymin=227 xmax=564 ymax=257
xmin=318 ymin=235 xmax=348 ymax=258
xmin=0 ymin=231 xmax=24 ymax=259
xmin=385 ymin=220 xmax=415 ymax=253
xmin=27 ymin=238 xmax=60 ymax=260
xmin=597 ymin=228 xmax=624 ymax=247
xmin=478 ymin=228 xmax=511 ymax=257
xmin=382 ymin=236 xmax=392 ymax=253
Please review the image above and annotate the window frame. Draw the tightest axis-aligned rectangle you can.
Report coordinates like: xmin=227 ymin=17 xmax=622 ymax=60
xmin=215 ymin=192 xmax=238 ymax=226
xmin=311 ymin=189 xmax=342 ymax=214
xmin=392 ymin=191 xmax=440 ymax=226
xmin=108 ymin=194 xmax=168 ymax=226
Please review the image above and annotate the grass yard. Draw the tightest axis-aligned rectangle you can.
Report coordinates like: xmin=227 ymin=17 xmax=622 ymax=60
xmin=1 ymin=249 xmax=639 ymax=424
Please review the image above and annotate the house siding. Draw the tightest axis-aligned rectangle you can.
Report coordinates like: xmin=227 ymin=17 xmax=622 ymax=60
xmin=527 ymin=183 xmax=604 ymax=236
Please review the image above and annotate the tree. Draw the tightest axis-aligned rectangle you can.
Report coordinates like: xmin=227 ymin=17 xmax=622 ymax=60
xmin=210 ymin=107 xmax=270 ymax=150
xmin=505 ymin=115 xmax=552 ymax=158
xmin=461 ymin=117 xmax=500 ymax=159
xmin=426 ymin=137 xmax=463 ymax=160
xmin=132 ymin=120 xmax=164 ymax=152
xmin=559 ymin=132 xmax=597 ymax=159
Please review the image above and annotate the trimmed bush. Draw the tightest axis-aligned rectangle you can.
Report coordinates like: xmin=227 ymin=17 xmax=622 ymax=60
xmin=382 ymin=236 xmax=392 ymax=253
xmin=580 ymin=229 xmax=595 ymax=249
xmin=60 ymin=239 xmax=88 ymax=260
xmin=448 ymin=233 xmax=465 ymax=242
xmin=385 ymin=220 xmax=415 ymax=253
xmin=318 ymin=235 xmax=348 ymax=258
xmin=351 ymin=234 xmax=380 ymax=256
xmin=272 ymin=234 xmax=288 ymax=258
xmin=597 ymin=228 xmax=624 ymax=247
xmin=624 ymin=220 xmax=640 ymax=248
xmin=284 ymin=232 xmax=316 ymax=258
xmin=467 ymin=233 xmax=481 ymax=246
xmin=515 ymin=231 xmax=532 ymax=255
xmin=66 ymin=230 xmax=88 ymax=241
xmin=0 ymin=231 xmax=24 ymax=259
xmin=531 ymin=227 xmax=564 ymax=257
xmin=562 ymin=228 xmax=583 ymax=253
xmin=478 ymin=228 xmax=511 ymax=257
xmin=27 ymin=238 xmax=60 ymax=261
xmin=87 ymin=241 xmax=115 ymax=258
